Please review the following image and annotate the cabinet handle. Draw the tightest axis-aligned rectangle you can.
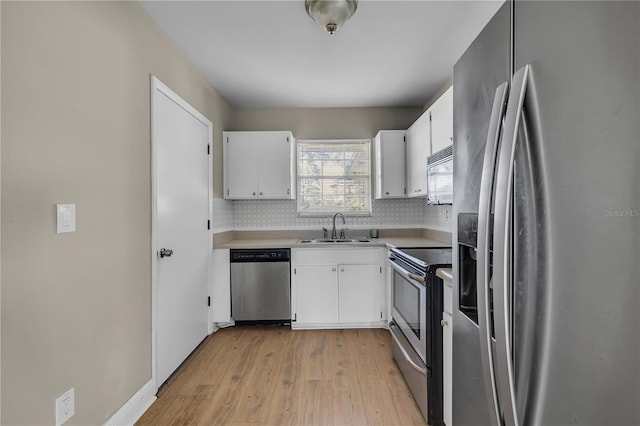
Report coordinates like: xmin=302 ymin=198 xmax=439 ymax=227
xmin=340 ymin=267 xmax=345 ymax=272
xmin=252 ymin=192 xmax=256 ymax=196
xmin=259 ymin=192 xmax=263 ymax=195
xmin=332 ymin=267 xmax=337 ymax=272
xmin=386 ymin=192 xmax=389 ymax=195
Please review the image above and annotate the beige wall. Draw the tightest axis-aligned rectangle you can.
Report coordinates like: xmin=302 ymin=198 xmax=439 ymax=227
xmin=1 ymin=1 xmax=232 ymax=424
xmin=232 ymin=107 xmax=423 ymax=140
xmin=1 ymin=2 xmax=434 ymax=424
xmin=0 ymin=2 xmax=3 ymax=421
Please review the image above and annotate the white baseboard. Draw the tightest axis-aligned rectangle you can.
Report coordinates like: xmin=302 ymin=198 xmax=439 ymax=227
xmin=105 ymin=379 xmax=157 ymax=426
xmin=291 ymin=321 xmax=386 ymax=330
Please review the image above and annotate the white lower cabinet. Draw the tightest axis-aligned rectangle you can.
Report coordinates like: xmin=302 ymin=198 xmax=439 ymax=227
xmin=442 ymin=278 xmax=453 ymax=426
xmin=442 ymin=310 xmax=452 ymax=426
xmin=211 ymin=248 xmax=231 ymax=324
xmin=291 ymin=248 xmax=383 ymax=329
xmin=293 ymin=264 xmax=339 ymax=324
xmin=338 ymin=264 xmax=383 ymax=323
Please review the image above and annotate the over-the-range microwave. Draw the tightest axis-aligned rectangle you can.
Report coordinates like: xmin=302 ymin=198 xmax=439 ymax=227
xmin=426 ymin=145 xmax=453 ymax=205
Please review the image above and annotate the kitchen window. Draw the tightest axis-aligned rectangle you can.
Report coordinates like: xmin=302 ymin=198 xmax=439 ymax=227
xmin=297 ymin=139 xmax=371 ymax=215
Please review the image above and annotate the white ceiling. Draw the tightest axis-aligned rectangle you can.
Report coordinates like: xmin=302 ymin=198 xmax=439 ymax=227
xmin=140 ymin=0 xmax=503 ymax=109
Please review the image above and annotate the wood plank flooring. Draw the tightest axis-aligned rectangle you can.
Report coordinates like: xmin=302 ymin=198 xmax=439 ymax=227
xmin=136 ymin=326 xmax=427 ymax=426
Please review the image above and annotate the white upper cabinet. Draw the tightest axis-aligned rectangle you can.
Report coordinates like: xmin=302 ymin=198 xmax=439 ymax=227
xmin=223 ymin=131 xmax=295 ymax=200
xmin=405 ymin=85 xmax=453 ymax=198
xmin=430 ymin=85 xmax=454 ymax=154
xmin=374 ymin=130 xmax=406 ymax=199
xmin=406 ymin=110 xmax=430 ymax=197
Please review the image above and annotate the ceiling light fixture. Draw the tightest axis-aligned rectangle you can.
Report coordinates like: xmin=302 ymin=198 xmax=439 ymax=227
xmin=305 ymin=0 xmax=358 ymax=35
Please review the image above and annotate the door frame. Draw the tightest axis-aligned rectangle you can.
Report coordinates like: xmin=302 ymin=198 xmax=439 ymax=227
xmin=150 ymin=75 xmax=213 ymax=390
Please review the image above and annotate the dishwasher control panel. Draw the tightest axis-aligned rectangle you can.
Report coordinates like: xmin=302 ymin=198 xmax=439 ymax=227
xmin=230 ymin=249 xmax=290 ymax=262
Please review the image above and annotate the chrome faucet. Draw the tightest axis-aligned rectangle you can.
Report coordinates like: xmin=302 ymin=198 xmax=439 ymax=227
xmin=331 ymin=212 xmax=345 ymax=239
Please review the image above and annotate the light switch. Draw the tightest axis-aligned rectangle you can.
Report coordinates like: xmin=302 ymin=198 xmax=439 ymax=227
xmin=55 ymin=387 xmax=75 ymax=425
xmin=57 ymin=204 xmax=76 ymax=233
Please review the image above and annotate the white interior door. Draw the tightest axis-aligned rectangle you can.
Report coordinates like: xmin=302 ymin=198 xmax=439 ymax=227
xmin=152 ymin=77 xmax=211 ymax=387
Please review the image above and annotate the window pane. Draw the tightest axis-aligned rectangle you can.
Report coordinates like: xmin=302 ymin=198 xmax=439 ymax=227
xmin=297 ymin=140 xmax=371 ymax=215
xmin=345 ymin=160 xmax=369 ymax=176
xmin=323 ymin=160 xmax=345 ymax=176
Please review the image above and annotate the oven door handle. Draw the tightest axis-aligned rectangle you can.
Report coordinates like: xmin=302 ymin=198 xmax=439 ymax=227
xmin=389 ymin=322 xmax=427 ymax=375
xmin=387 ymin=259 xmax=426 ymax=285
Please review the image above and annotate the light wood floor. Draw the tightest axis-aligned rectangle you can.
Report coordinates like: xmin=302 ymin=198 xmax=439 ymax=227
xmin=136 ymin=326 xmax=427 ymax=426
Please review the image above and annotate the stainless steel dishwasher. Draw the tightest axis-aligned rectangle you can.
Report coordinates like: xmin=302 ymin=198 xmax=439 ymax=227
xmin=230 ymin=249 xmax=291 ymax=324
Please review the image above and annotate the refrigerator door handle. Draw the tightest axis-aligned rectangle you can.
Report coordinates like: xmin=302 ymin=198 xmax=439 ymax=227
xmin=477 ymin=80 xmax=509 ymax=426
xmin=493 ymin=64 xmax=531 ymax=426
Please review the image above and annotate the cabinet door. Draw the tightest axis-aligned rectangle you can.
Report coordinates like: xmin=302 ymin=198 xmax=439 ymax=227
xmin=442 ymin=311 xmax=453 ymax=426
xmin=224 ymin=132 xmax=258 ymax=199
xmin=211 ymin=249 xmax=231 ymax=323
xmin=406 ymin=111 xmax=430 ymax=197
xmin=258 ymin=132 xmax=293 ymax=199
xmin=375 ymin=131 xmax=406 ymax=199
xmin=338 ymin=264 xmax=382 ymax=323
xmin=430 ymin=86 xmax=454 ymax=154
xmin=293 ymin=265 xmax=339 ymax=324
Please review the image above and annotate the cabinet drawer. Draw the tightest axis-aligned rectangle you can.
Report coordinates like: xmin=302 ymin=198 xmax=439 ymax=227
xmin=293 ymin=247 xmax=382 ymax=265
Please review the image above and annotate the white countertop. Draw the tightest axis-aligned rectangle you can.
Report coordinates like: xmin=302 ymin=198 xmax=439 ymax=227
xmin=436 ymin=268 xmax=453 ymax=286
xmin=215 ymin=236 xmax=451 ymax=250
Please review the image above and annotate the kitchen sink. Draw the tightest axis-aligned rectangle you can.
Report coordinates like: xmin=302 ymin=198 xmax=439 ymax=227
xmin=297 ymin=238 xmax=373 ymax=244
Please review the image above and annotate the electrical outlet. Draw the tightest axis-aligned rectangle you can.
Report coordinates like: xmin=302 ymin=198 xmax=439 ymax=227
xmin=56 ymin=204 xmax=76 ymax=233
xmin=55 ymin=387 xmax=75 ymax=426
xmin=438 ymin=206 xmax=451 ymax=224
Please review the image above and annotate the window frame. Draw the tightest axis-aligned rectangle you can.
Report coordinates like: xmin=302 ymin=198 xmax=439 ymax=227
xmin=296 ymin=139 xmax=373 ymax=217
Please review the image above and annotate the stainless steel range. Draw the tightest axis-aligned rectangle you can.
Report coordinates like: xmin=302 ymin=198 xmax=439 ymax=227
xmin=388 ymin=247 xmax=452 ymax=426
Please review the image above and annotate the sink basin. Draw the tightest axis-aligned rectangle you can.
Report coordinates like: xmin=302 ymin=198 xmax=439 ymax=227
xmin=297 ymin=238 xmax=373 ymax=244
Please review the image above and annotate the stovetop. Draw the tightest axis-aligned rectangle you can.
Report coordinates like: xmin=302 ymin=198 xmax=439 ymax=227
xmin=391 ymin=247 xmax=452 ymax=272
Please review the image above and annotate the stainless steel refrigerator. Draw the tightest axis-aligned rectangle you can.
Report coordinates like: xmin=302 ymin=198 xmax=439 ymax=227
xmin=452 ymin=1 xmax=639 ymax=425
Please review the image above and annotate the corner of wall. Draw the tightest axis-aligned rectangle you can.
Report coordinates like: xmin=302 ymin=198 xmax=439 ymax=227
xmin=423 ymin=77 xmax=454 ymax=111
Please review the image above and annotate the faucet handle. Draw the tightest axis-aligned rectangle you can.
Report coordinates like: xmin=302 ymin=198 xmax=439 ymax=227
xmin=322 ymin=227 xmax=329 ymax=238
xmin=339 ymin=228 xmax=349 ymax=239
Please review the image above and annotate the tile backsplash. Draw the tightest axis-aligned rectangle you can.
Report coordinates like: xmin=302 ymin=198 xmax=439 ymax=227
xmin=212 ymin=197 xmax=234 ymax=232
xmin=424 ymin=204 xmax=453 ymax=232
xmin=212 ymin=197 xmax=452 ymax=232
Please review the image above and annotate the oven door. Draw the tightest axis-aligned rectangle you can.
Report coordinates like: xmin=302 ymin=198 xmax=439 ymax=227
xmin=388 ymin=256 xmax=427 ymax=363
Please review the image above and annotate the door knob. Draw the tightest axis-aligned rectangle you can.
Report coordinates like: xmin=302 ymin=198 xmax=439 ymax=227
xmin=159 ymin=248 xmax=173 ymax=258
xmin=441 ymin=319 xmax=448 ymax=327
